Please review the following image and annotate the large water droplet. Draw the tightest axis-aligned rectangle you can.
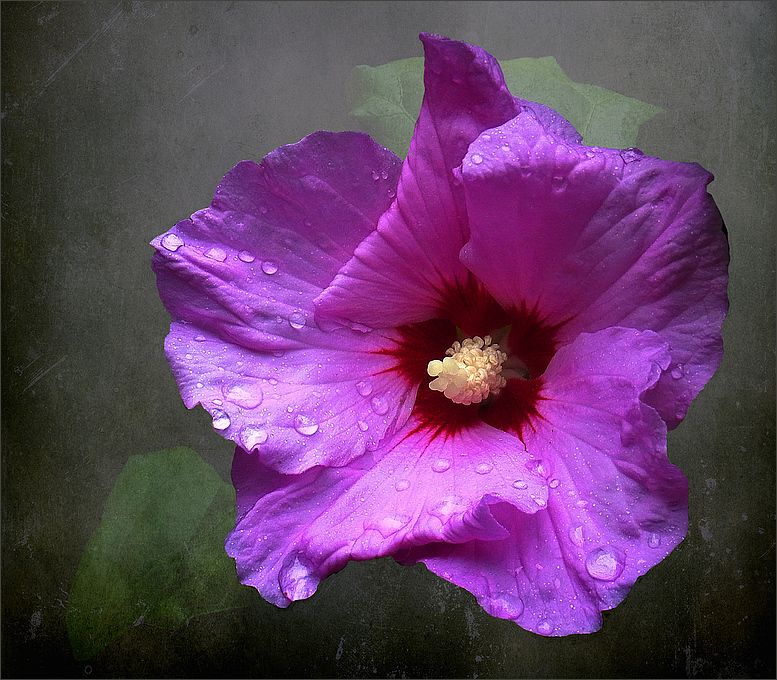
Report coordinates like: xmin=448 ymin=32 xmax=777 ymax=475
xmin=370 ymin=514 xmax=410 ymax=538
xmin=223 ymin=380 xmax=263 ymax=409
xmin=620 ymin=147 xmax=644 ymax=163
xmin=211 ymin=409 xmax=231 ymax=430
xmin=487 ymin=593 xmax=524 ymax=619
xmin=355 ymin=380 xmax=373 ymax=397
xmin=370 ymin=395 xmax=389 ymax=415
xmin=648 ymin=532 xmax=662 ymax=549
xmin=194 ymin=335 xmax=206 ymax=342
xmin=513 ymin=480 xmax=528 ymax=490
xmin=670 ymin=365 xmax=684 ymax=379
xmin=357 ymin=420 xmax=369 ymax=432
xmin=238 ymin=250 xmax=255 ymax=263
xmin=569 ymin=525 xmax=585 ymax=547
xmin=475 ymin=461 xmax=493 ymax=475
xmin=261 ymin=260 xmax=278 ymax=275
xmin=471 ymin=153 xmax=483 ymax=164
xmin=525 ymin=459 xmax=547 ymax=477
xmin=585 ymin=547 xmax=624 ymax=581
xmin=432 ymin=459 xmax=451 ymax=473
xmin=294 ymin=414 xmax=319 ymax=436
xmin=380 ymin=169 xmax=388 ymax=180
xmin=206 ymin=247 xmax=227 ymax=262
xmin=288 ymin=311 xmax=306 ymax=330
xmin=371 ymin=169 xmax=380 ymax=180
xmin=551 ymin=175 xmax=566 ymax=191
xmin=395 ymin=479 xmax=411 ymax=491
xmin=242 ymin=425 xmax=268 ymax=449
xmin=279 ymin=553 xmax=318 ymax=601
xmin=549 ymin=478 xmax=560 ymax=489
xmin=536 ymin=619 xmax=554 ymax=635
xmin=161 ymin=233 xmax=184 ymax=251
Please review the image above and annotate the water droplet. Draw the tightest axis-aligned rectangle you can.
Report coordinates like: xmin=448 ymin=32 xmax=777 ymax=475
xmin=238 ymin=250 xmax=255 ymax=263
xmin=551 ymin=175 xmax=566 ymax=191
xmin=357 ymin=420 xmax=369 ymax=432
xmin=380 ymin=170 xmax=388 ymax=180
xmin=211 ymin=409 xmax=231 ymax=430
xmin=268 ymin=378 xmax=278 ymax=386
xmin=585 ymin=547 xmax=624 ymax=581
xmin=370 ymin=514 xmax=410 ymax=537
xmin=395 ymin=479 xmax=411 ymax=491
xmin=194 ymin=335 xmax=206 ymax=342
xmin=261 ymin=260 xmax=278 ymax=275
xmin=513 ymin=480 xmax=528 ymax=490
xmin=242 ymin=425 xmax=268 ymax=449
xmin=537 ymin=619 xmax=554 ymax=635
xmin=196 ymin=382 xmax=203 ymax=389
xmin=648 ymin=532 xmax=661 ymax=549
xmin=279 ymin=553 xmax=318 ymax=601
xmin=471 ymin=153 xmax=483 ymax=164
xmin=430 ymin=496 xmax=464 ymax=521
xmin=206 ymin=247 xmax=227 ymax=261
xmin=223 ymin=380 xmax=263 ymax=409
xmin=371 ymin=170 xmax=380 ymax=180
xmin=294 ymin=414 xmax=319 ymax=436
xmin=355 ymin=380 xmax=373 ymax=397
xmin=161 ymin=233 xmax=184 ymax=251
xmin=475 ymin=462 xmax=493 ymax=475
xmin=370 ymin=395 xmax=388 ymax=415
xmin=549 ymin=478 xmax=560 ymax=489
xmin=487 ymin=593 xmax=524 ymax=619
xmin=212 ymin=398 xmax=223 ymax=406
xmin=620 ymin=147 xmax=644 ymax=163
xmin=525 ymin=459 xmax=547 ymax=477
xmin=671 ymin=365 xmax=683 ymax=379
xmin=288 ymin=311 xmax=306 ymax=330
xmin=569 ymin=525 xmax=585 ymax=547
xmin=432 ymin=459 xmax=451 ymax=473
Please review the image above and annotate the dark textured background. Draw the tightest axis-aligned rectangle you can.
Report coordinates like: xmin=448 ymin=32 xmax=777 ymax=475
xmin=2 ymin=2 xmax=775 ymax=677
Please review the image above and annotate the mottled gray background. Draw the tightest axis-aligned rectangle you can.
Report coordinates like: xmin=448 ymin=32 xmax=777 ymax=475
xmin=2 ymin=1 xmax=774 ymax=677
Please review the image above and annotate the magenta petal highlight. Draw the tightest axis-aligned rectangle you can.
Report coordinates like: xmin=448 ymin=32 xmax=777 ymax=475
xmin=459 ymin=114 xmax=728 ymax=428
xmin=226 ymin=422 xmax=548 ymax=607
xmin=402 ymin=328 xmax=687 ymax=635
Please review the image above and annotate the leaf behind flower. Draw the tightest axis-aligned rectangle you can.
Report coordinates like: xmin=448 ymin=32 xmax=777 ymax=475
xmin=347 ymin=54 xmax=662 ymax=157
xmin=66 ymin=447 xmax=259 ymax=661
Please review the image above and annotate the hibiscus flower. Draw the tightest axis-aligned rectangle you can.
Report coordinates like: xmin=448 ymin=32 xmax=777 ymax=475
xmin=151 ymin=33 xmax=728 ymax=636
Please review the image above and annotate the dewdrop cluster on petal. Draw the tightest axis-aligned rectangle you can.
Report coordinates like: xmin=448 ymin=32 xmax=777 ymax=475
xmin=427 ymin=335 xmax=508 ymax=405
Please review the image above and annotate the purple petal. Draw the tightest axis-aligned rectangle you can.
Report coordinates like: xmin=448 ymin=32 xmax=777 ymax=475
xmin=459 ymin=112 xmax=728 ymax=428
xmin=152 ymin=131 xmax=418 ymax=472
xmin=401 ymin=327 xmax=688 ymax=636
xmin=226 ymin=422 xmax=550 ymax=608
xmin=315 ymin=33 xmax=522 ymax=330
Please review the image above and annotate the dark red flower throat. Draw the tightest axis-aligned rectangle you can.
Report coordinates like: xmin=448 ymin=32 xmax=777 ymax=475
xmin=380 ymin=276 xmax=562 ymax=440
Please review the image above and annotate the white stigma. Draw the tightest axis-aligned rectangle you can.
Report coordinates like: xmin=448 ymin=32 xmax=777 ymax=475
xmin=427 ymin=335 xmax=508 ymax=405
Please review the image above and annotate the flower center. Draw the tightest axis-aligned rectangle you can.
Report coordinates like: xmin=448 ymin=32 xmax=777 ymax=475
xmin=426 ymin=335 xmax=508 ymax=405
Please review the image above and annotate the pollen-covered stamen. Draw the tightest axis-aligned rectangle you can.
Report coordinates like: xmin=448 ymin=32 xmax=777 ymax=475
xmin=427 ymin=335 xmax=508 ymax=405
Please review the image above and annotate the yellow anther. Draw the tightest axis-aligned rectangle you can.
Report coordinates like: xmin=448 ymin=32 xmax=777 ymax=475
xmin=427 ymin=335 xmax=508 ymax=405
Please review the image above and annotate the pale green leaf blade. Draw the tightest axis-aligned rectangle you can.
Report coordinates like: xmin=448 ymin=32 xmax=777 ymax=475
xmin=346 ymin=57 xmax=424 ymax=158
xmin=346 ymin=54 xmax=662 ymax=156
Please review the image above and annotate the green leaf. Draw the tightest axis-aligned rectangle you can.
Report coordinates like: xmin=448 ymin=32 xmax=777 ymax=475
xmin=498 ymin=56 xmax=663 ymax=148
xmin=346 ymin=57 xmax=424 ymax=159
xmin=346 ymin=55 xmax=662 ymax=157
xmin=66 ymin=447 xmax=259 ymax=661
